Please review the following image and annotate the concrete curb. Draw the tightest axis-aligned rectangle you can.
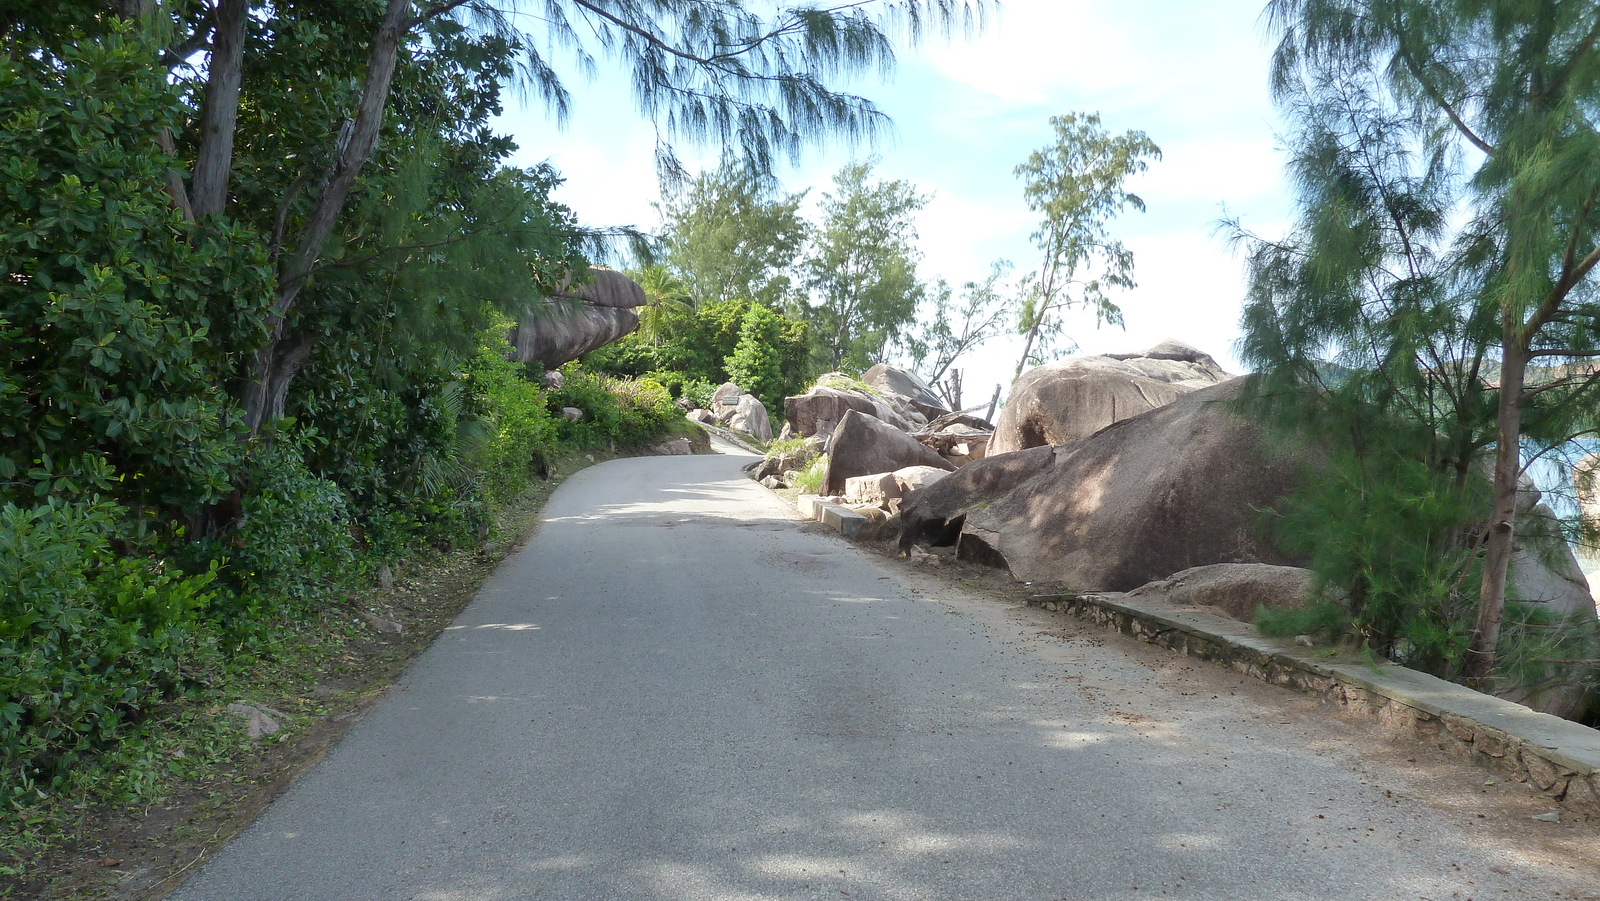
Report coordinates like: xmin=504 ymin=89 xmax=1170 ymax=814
xmin=1028 ymin=591 xmax=1600 ymax=819
xmin=797 ymin=494 xmax=867 ymax=540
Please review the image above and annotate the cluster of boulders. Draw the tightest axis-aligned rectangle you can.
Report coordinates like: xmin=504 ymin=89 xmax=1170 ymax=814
xmin=684 ymin=382 xmax=775 ymax=442
xmin=751 ymin=364 xmax=1005 ymax=517
xmin=756 ymin=340 xmax=1600 ymax=720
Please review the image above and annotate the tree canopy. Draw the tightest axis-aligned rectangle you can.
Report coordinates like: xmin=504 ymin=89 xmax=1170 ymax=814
xmin=1238 ymin=0 xmax=1600 ymax=683
xmin=1013 ymin=112 xmax=1160 ymax=378
xmin=803 ymin=160 xmax=929 ymax=372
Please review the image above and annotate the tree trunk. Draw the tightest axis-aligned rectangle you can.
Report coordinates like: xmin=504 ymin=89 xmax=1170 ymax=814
xmin=239 ymin=0 xmax=413 ymax=436
xmin=1465 ymin=328 xmax=1527 ymax=681
xmin=190 ymin=0 xmax=248 ymax=219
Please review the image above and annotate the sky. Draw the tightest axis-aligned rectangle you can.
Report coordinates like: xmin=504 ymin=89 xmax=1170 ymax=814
xmin=491 ymin=0 xmax=1298 ymax=402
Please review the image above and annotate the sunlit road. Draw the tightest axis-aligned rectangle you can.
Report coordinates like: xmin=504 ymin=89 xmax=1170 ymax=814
xmin=171 ymin=449 xmax=1598 ymax=900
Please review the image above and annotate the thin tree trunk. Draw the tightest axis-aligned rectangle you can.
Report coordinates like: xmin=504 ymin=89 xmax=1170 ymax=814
xmin=1015 ymin=261 xmax=1057 ymax=381
xmin=190 ymin=0 xmax=248 ymax=219
xmin=1465 ymin=329 xmax=1527 ymax=681
xmin=240 ymin=0 xmax=413 ymax=435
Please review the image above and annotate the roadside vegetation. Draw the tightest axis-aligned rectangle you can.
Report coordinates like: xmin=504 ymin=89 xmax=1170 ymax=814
xmin=0 ymin=0 xmax=988 ymax=889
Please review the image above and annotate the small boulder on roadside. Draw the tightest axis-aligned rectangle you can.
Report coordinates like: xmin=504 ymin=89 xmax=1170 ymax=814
xmin=226 ymin=702 xmax=285 ymax=740
xmin=654 ymin=438 xmax=693 ymax=455
xmin=1123 ymin=564 xmax=1320 ymax=623
xmin=756 ymin=437 xmax=822 ymax=481
xmin=844 ymin=472 xmax=902 ymax=507
xmin=729 ymin=394 xmax=773 ymax=441
xmin=822 ymin=410 xmax=954 ymax=497
xmin=894 ymin=465 xmax=950 ymax=495
xmin=709 ymin=381 xmax=773 ymax=441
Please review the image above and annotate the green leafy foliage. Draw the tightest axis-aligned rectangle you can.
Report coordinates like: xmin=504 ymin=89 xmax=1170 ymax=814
xmin=657 ymin=162 xmax=808 ymax=308
xmin=0 ymin=30 xmax=269 ymax=521
xmin=0 ymin=500 xmax=221 ymax=795
xmin=1013 ymin=112 xmax=1159 ymax=377
xmin=1243 ymin=0 xmax=1600 ymax=682
xmin=547 ymin=366 xmax=679 ymax=448
xmin=1259 ymin=439 xmax=1483 ymax=674
xmin=802 ymin=160 xmax=927 ymax=372
xmin=725 ymin=303 xmax=790 ymax=416
xmin=585 ymin=298 xmax=811 ymax=405
xmin=225 ymin=437 xmax=358 ymax=612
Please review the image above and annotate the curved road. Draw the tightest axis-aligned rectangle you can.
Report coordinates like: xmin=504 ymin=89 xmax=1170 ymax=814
xmin=172 ymin=449 xmax=1598 ymax=900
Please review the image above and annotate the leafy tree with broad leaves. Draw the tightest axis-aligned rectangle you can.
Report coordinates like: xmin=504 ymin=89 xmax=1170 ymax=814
xmin=803 ymin=160 xmax=929 ymax=372
xmin=724 ymin=303 xmax=790 ymax=417
xmin=12 ymin=0 xmax=986 ymax=437
xmin=1239 ymin=0 xmax=1600 ymax=683
xmin=1013 ymin=113 xmax=1160 ymax=379
xmin=657 ymin=161 xmax=809 ymax=309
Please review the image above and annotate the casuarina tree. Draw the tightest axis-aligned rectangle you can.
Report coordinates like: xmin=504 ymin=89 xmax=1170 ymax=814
xmin=1239 ymin=0 xmax=1600 ymax=682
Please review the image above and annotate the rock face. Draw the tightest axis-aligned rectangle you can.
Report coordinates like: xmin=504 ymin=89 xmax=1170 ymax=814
xmin=990 ymin=340 xmax=1231 ymax=455
xmin=1123 ymin=564 xmax=1319 ymax=623
xmin=709 ymin=382 xmax=774 ymax=441
xmin=823 ymin=410 xmax=954 ymax=496
xmin=901 ymin=379 xmax=1305 ymax=590
xmin=863 ymin=363 xmax=950 ymax=420
xmin=783 ymin=373 xmax=922 ymax=441
xmin=729 ymin=394 xmax=773 ymax=441
xmin=509 ymin=268 xmax=646 ymax=369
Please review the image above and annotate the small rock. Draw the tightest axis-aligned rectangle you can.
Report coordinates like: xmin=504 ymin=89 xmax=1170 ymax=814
xmin=226 ymin=702 xmax=285 ymax=739
xmin=562 ymin=406 xmax=585 ymax=421
xmin=359 ymin=611 xmax=404 ymax=634
xmin=655 ymin=438 xmax=692 ymax=455
xmin=1295 ymin=634 xmax=1314 ymax=648
xmin=1532 ymin=811 xmax=1562 ymax=823
xmin=377 ymin=563 xmax=395 ymax=590
xmin=760 ymin=476 xmax=784 ymax=489
xmin=543 ymin=370 xmax=565 ymax=390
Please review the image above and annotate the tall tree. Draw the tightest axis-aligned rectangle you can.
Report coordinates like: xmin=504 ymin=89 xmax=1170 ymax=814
xmin=1245 ymin=0 xmax=1600 ymax=681
xmin=76 ymin=0 xmax=987 ymax=436
xmin=657 ymin=162 xmax=808 ymax=309
xmin=1013 ymin=113 xmax=1160 ymax=378
xmin=803 ymin=160 xmax=928 ymax=372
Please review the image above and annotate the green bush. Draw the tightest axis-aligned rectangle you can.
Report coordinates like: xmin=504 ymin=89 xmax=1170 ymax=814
xmin=0 ymin=30 xmax=270 ymax=523
xmin=466 ymin=333 xmax=557 ymax=506
xmin=1260 ymin=446 xmax=1482 ymax=674
xmin=725 ymin=303 xmax=788 ymax=416
xmin=547 ymin=366 xmax=679 ymax=448
xmin=225 ymin=437 xmax=357 ymax=611
xmin=0 ymin=500 xmax=221 ymax=795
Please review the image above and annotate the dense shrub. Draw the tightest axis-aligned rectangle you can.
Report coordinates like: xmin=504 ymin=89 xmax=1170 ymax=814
xmin=463 ymin=330 xmax=557 ymax=506
xmin=0 ymin=500 xmax=221 ymax=796
xmin=547 ymin=366 xmax=678 ymax=448
xmin=0 ymin=31 xmax=270 ymax=523
xmin=584 ymin=298 xmax=812 ymax=405
xmin=224 ymin=438 xmax=358 ymax=612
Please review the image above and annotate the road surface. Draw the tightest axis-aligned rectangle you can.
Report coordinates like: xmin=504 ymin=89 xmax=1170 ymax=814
xmin=171 ymin=449 xmax=1599 ymax=900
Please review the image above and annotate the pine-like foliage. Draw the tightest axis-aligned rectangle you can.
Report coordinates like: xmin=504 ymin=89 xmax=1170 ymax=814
xmin=1237 ymin=0 xmax=1600 ymax=688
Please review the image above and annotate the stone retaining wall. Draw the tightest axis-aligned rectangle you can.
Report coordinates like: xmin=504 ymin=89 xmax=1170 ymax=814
xmin=1028 ymin=592 xmax=1600 ymax=819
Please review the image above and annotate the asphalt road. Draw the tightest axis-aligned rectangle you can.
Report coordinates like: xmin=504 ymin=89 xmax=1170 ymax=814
xmin=171 ymin=449 xmax=1600 ymax=901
